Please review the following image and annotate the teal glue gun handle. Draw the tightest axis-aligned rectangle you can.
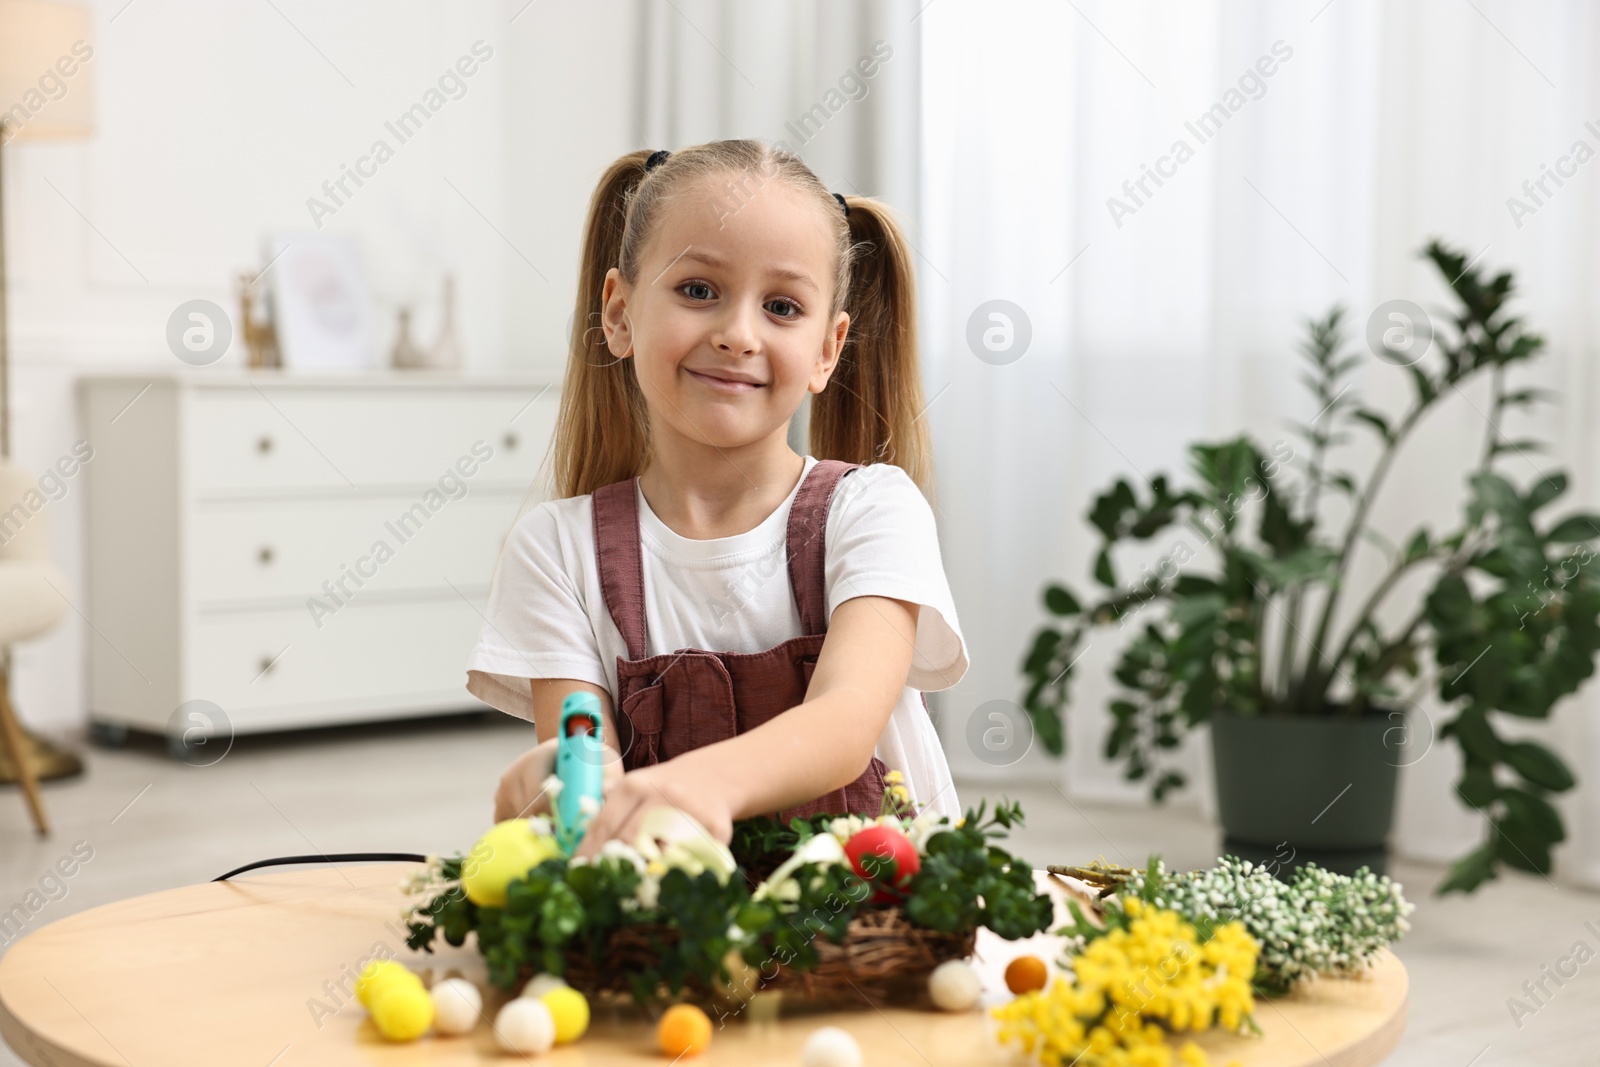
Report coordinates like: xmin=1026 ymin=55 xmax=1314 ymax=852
xmin=555 ymin=692 xmax=606 ymax=853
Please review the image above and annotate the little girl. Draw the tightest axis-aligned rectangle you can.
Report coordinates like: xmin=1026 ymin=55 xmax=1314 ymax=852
xmin=465 ymin=139 xmax=968 ymax=857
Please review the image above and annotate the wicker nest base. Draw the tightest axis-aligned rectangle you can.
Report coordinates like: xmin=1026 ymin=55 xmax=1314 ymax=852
xmin=548 ymin=905 xmax=977 ymax=1007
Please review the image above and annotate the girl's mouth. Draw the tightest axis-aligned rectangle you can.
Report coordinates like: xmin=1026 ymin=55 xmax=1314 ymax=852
xmin=686 ymin=369 xmax=764 ymax=393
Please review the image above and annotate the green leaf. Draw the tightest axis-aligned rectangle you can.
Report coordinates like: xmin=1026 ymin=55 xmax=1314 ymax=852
xmin=1523 ymin=473 xmax=1568 ymax=514
xmin=1491 ymin=439 xmax=1547 ymax=457
xmin=1457 ymin=763 xmax=1498 ymax=808
xmin=1498 ymin=787 xmax=1566 ymax=844
xmin=1094 ymin=548 xmax=1116 ymax=588
xmin=1088 ymin=479 xmax=1137 ymax=540
xmin=1427 ymin=573 xmax=1474 ymax=628
xmin=1406 ymin=364 xmax=1437 ymax=406
xmin=1450 ymin=708 xmax=1502 ymax=763
xmin=1503 ymin=741 xmax=1576 ymax=791
xmin=1249 ymin=545 xmax=1339 ymax=587
xmin=1403 ymin=528 xmax=1431 ymax=562
xmin=1437 ymin=842 xmax=1496 ymax=895
xmin=1503 ymin=387 xmax=1554 ymax=407
xmin=1044 ymin=585 xmax=1082 ymax=616
xmin=1546 ymin=513 xmax=1600 ymax=543
xmin=1351 ymin=409 xmax=1394 ymax=444
xmin=1023 ymin=628 xmax=1062 ymax=673
xmin=1493 ymin=819 xmax=1553 ymax=874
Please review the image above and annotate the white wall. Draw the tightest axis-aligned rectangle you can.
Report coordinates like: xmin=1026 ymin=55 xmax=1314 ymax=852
xmin=6 ymin=0 xmax=645 ymax=733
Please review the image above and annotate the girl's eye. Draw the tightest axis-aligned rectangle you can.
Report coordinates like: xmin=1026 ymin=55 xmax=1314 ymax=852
xmin=678 ymin=282 xmax=802 ymax=320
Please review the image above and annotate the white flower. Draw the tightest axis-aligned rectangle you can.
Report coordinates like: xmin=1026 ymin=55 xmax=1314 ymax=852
xmin=904 ymin=809 xmax=949 ymax=852
xmin=578 ymin=795 xmax=601 ymax=817
xmin=541 ymin=773 xmax=564 ymax=799
xmin=753 ymin=832 xmax=848 ymax=903
xmin=827 ymin=815 xmax=870 ymax=842
xmin=633 ymin=807 xmax=738 ymax=885
xmin=526 ymin=815 xmax=554 ymax=838
xmin=599 ymin=839 xmax=647 ymax=871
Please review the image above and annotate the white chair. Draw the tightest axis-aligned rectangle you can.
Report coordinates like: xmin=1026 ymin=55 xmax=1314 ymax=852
xmin=0 ymin=459 xmax=76 ymax=835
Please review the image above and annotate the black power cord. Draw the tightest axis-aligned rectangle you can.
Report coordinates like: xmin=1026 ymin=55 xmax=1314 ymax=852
xmin=212 ymin=852 xmax=428 ymax=881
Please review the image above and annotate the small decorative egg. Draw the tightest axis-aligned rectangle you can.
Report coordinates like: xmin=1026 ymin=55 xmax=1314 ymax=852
xmin=429 ymin=977 xmax=481 ymax=1035
xmin=541 ymin=986 xmax=590 ymax=1044
xmin=801 ymin=1025 xmax=864 ymax=1067
xmin=928 ymin=958 xmax=982 ymax=1011
xmin=354 ymin=960 xmax=419 ymax=1009
xmin=1004 ymin=954 xmax=1050 ymax=994
xmin=521 ymin=972 xmax=569 ymax=1000
xmin=495 ymin=997 xmax=556 ymax=1054
xmin=370 ymin=981 xmax=434 ymax=1041
xmin=656 ymin=1003 xmax=712 ymax=1057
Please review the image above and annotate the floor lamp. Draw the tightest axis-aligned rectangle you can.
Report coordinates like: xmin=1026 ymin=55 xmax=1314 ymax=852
xmin=0 ymin=1 xmax=95 ymax=815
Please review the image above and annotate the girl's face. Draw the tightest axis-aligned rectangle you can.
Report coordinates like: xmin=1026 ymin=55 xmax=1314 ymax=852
xmin=601 ymin=174 xmax=849 ymax=455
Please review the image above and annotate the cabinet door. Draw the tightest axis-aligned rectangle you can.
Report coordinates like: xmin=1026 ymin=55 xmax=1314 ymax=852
xmin=189 ymin=492 xmax=528 ymax=605
xmin=187 ymin=595 xmax=495 ymax=729
xmin=187 ymin=387 xmax=556 ymax=493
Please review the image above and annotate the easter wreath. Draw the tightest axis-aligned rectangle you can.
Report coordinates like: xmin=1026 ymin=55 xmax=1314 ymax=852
xmin=401 ymin=784 xmax=1055 ymax=1008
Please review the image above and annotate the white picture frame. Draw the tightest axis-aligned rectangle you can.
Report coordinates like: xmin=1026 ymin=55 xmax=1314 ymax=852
xmin=264 ymin=231 xmax=377 ymax=372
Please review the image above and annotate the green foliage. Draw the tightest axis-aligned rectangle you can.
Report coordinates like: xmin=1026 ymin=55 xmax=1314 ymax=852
xmin=405 ymin=802 xmax=1053 ymax=1005
xmin=1021 ymin=240 xmax=1600 ymax=894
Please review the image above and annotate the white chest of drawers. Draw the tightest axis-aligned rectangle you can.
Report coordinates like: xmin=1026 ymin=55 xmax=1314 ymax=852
xmin=76 ymin=371 xmax=557 ymax=751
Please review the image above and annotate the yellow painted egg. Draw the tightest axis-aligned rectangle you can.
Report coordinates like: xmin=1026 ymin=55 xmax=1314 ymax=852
xmin=541 ymin=986 xmax=590 ymax=1044
xmin=461 ymin=819 xmax=563 ymax=907
xmin=370 ymin=980 xmax=434 ymax=1041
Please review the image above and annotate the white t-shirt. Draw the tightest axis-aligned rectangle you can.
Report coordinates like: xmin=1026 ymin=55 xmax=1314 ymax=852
xmin=464 ymin=455 xmax=968 ymax=822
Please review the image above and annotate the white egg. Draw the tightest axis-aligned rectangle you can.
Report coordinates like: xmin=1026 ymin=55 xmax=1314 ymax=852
xmin=927 ymin=959 xmax=982 ymax=1011
xmin=429 ymin=978 xmax=481 ymax=1035
xmin=495 ymin=997 xmax=556 ymax=1054
xmin=802 ymin=1025 xmax=864 ymax=1067
xmin=520 ymin=973 xmax=569 ymax=1000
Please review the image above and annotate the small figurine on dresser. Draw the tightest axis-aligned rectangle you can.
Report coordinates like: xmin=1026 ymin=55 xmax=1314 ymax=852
xmin=236 ymin=270 xmax=281 ymax=369
xmin=391 ymin=273 xmax=463 ymax=371
xmin=429 ymin=273 xmax=464 ymax=370
xmin=389 ymin=304 xmax=428 ymax=369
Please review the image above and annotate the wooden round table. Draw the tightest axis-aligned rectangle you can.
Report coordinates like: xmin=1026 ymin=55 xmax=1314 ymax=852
xmin=0 ymin=862 xmax=1406 ymax=1065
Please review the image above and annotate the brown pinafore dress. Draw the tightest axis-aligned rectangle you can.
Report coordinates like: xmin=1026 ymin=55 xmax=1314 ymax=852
xmin=591 ymin=458 xmax=899 ymax=823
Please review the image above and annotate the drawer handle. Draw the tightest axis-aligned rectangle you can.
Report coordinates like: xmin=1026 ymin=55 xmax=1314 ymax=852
xmin=258 ymin=655 xmax=278 ymax=675
xmin=503 ymin=432 xmax=519 ymax=450
xmin=258 ymin=546 xmax=275 ymax=565
xmin=257 ymin=435 xmax=274 ymax=454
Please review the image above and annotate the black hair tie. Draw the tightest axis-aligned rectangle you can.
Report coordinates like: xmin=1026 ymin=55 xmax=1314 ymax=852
xmin=833 ymin=192 xmax=850 ymax=218
xmin=645 ymin=149 xmax=670 ymax=171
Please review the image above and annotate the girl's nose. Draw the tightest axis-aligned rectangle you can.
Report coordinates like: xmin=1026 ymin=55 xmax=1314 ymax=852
xmin=709 ymin=300 xmax=761 ymax=356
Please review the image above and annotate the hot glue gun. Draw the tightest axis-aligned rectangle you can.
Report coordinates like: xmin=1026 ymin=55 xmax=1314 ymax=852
xmin=554 ymin=691 xmax=606 ymax=855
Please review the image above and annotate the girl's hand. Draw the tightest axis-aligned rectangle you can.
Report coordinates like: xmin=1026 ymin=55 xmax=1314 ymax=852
xmin=493 ymin=737 xmax=624 ymax=823
xmin=572 ymin=759 xmax=736 ymax=860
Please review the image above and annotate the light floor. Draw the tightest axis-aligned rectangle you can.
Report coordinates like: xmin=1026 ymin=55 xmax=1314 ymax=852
xmin=1 ymin=713 xmax=1595 ymax=1066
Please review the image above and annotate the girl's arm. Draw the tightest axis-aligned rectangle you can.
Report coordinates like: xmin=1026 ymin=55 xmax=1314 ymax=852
xmin=529 ymin=677 xmax=618 ymax=744
xmin=712 ymin=596 xmax=919 ymax=815
xmin=571 ymin=595 xmax=919 ymax=855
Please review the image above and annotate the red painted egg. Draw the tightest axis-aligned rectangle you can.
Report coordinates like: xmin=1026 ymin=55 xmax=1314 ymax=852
xmin=843 ymin=825 xmax=921 ymax=903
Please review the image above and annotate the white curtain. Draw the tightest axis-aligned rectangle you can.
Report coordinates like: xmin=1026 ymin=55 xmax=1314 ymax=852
xmin=921 ymin=0 xmax=1600 ymax=887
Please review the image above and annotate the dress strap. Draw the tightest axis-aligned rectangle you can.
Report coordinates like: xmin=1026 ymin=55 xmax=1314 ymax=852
xmin=786 ymin=459 xmax=861 ymax=636
xmin=591 ymin=478 xmax=649 ymax=661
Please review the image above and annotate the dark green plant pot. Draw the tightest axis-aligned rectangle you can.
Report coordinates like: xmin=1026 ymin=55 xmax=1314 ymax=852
xmin=1210 ymin=711 xmax=1399 ymax=878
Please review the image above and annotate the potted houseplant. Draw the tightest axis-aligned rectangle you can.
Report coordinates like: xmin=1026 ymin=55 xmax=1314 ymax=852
xmin=1021 ymin=241 xmax=1600 ymax=893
